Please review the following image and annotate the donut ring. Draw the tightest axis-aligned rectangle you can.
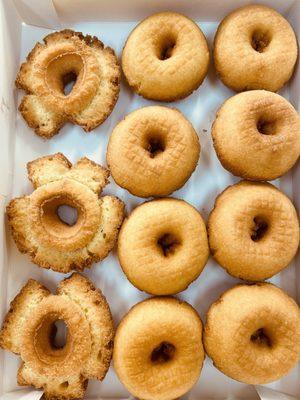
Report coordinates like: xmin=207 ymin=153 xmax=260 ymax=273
xmin=204 ymin=283 xmax=300 ymax=384
xmin=7 ymin=153 xmax=125 ymax=273
xmin=208 ymin=181 xmax=299 ymax=281
xmin=214 ymin=5 xmax=297 ymax=92
xmin=16 ymin=30 xmax=120 ymax=138
xmin=0 ymin=273 xmax=114 ymax=399
xmin=212 ymin=90 xmax=300 ymax=181
xmin=122 ymin=12 xmax=209 ymax=101
xmin=107 ymin=106 xmax=200 ymax=197
xmin=118 ymin=198 xmax=209 ymax=295
xmin=114 ymin=297 xmax=204 ymax=400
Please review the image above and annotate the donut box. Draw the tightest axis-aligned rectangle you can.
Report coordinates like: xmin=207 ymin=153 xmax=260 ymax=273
xmin=0 ymin=0 xmax=299 ymax=399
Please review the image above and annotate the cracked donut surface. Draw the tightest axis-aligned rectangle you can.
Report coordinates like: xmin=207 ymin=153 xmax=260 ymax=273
xmin=7 ymin=153 xmax=125 ymax=273
xmin=204 ymin=283 xmax=300 ymax=384
xmin=0 ymin=273 xmax=114 ymax=400
xmin=16 ymin=29 xmax=120 ymax=138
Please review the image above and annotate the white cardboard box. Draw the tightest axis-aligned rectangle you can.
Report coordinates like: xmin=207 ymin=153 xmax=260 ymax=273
xmin=0 ymin=0 xmax=299 ymax=399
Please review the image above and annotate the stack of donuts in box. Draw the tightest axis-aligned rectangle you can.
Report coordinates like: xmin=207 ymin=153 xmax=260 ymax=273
xmin=1 ymin=4 xmax=300 ymax=400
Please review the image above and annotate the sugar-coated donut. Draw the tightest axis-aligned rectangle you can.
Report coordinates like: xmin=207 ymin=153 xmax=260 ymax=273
xmin=214 ymin=5 xmax=297 ymax=92
xmin=208 ymin=181 xmax=299 ymax=281
xmin=212 ymin=90 xmax=300 ymax=181
xmin=16 ymin=30 xmax=120 ymax=138
xmin=0 ymin=273 xmax=114 ymax=400
xmin=118 ymin=198 xmax=209 ymax=295
xmin=122 ymin=12 xmax=209 ymax=101
xmin=107 ymin=106 xmax=200 ymax=197
xmin=114 ymin=297 xmax=204 ymax=400
xmin=204 ymin=283 xmax=300 ymax=384
xmin=7 ymin=153 xmax=125 ymax=273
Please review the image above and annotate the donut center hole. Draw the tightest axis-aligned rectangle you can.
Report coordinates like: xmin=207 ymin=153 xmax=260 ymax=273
xmin=151 ymin=342 xmax=175 ymax=363
xmin=62 ymin=71 xmax=78 ymax=95
xmin=251 ymin=31 xmax=271 ymax=53
xmin=146 ymin=136 xmax=165 ymax=158
xmin=158 ymin=38 xmax=176 ymax=60
xmin=251 ymin=217 xmax=268 ymax=242
xmin=50 ymin=320 xmax=68 ymax=349
xmin=257 ymin=119 xmax=275 ymax=135
xmin=57 ymin=205 xmax=78 ymax=226
xmin=157 ymin=233 xmax=181 ymax=257
xmin=251 ymin=328 xmax=272 ymax=348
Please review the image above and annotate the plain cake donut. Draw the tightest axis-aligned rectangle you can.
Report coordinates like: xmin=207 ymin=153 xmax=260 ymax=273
xmin=113 ymin=297 xmax=204 ymax=400
xmin=212 ymin=90 xmax=300 ymax=181
xmin=118 ymin=198 xmax=209 ymax=295
xmin=204 ymin=283 xmax=300 ymax=384
xmin=208 ymin=181 xmax=299 ymax=281
xmin=107 ymin=106 xmax=200 ymax=197
xmin=214 ymin=5 xmax=297 ymax=92
xmin=122 ymin=12 xmax=209 ymax=101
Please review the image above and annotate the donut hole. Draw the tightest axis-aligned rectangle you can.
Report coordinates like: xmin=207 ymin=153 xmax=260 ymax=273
xmin=257 ymin=119 xmax=276 ymax=135
xmin=60 ymin=381 xmax=69 ymax=389
xmin=57 ymin=205 xmax=78 ymax=226
xmin=151 ymin=341 xmax=176 ymax=363
xmin=62 ymin=71 xmax=78 ymax=95
xmin=251 ymin=217 xmax=268 ymax=242
xmin=145 ymin=136 xmax=166 ymax=158
xmin=50 ymin=320 xmax=68 ymax=349
xmin=250 ymin=328 xmax=272 ymax=348
xmin=251 ymin=30 xmax=271 ymax=53
xmin=157 ymin=233 xmax=181 ymax=257
xmin=158 ymin=38 xmax=176 ymax=60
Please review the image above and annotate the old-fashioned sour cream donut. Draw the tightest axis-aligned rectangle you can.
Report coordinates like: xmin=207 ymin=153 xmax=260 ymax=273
xmin=214 ymin=5 xmax=297 ymax=92
xmin=122 ymin=12 xmax=209 ymax=101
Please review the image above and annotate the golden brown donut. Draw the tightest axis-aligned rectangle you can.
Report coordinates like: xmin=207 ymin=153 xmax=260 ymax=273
xmin=7 ymin=153 xmax=125 ymax=273
xmin=16 ymin=29 xmax=120 ymax=138
xmin=107 ymin=106 xmax=200 ymax=197
xmin=208 ymin=181 xmax=299 ymax=281
xmin=214 ymin=5 xmax=297 ymax=92
xmin=118 ymin=198 xmax=209 ymax=295
xmin=204 ymin=283 xmax=300 ymax=384
xmin=113 ymin=297 xmax=204 ymax=400
xmin=0 ymin=273 xmax=114 ymax=400
xmin=122 ymin=12 xmax=209 ymax=101
xmin=212 ymin=90 xmax=300 ymax=181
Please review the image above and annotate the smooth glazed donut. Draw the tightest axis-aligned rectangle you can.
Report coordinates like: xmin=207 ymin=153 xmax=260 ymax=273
xmin=0 ymin=273 xmax=114 ymax=399
xmin=114 ymin=297 xmax=204 ymax=400
xmin=16 ymin=30 xmax=120 ymax=138
xmin=107 ymin=106 xmax=200 ymax=197
xmin=7 ymin=153 xmax=125 ymax=273
xmin=214 ymin=5 xmax=297 ymax=92
xmin=122 ymin=12 xmax=209 ymax=101
xmin=204 ymin=283 xmax=300 ymax=384
xmin=118 ymin=198 xmax=209 ymax=295
xmin=208 ymin=181 xmax=299 ymax=281
xmin=212 ymin=90 xmax=300 ymax=181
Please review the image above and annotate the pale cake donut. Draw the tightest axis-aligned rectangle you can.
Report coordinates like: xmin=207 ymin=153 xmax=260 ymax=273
xmin=0 ymin=273 xmax=114 ymax=400
xmin=107 ymin=106 xmax=200 ymax=197
xmin=204 ymin=283 xmax=300 ymax=384
xmin=212 ymin=90 xmax=300 ymax=181
xmin=122 ymin=12 xmax=209 ymax=101
xmin=118 ymin=198 xmax=209 ymax=295
xmin=113 ymin=297 xmax=204 ymax=400
xmin=214 ymin=5 xmax=297 ymax=92
xmin=208 ymin=181 xmax=299 ymax=281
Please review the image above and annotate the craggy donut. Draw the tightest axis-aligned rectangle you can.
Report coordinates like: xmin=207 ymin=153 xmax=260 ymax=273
xmin=214 ymin=5 xmax=297 ymax=92
xmin=118 ymin=198 xmax=209 ymax=295
xmin=204 ymin=283 xmax=300 ymax=384
xmin=122 ymin=12 xmax=209 ymax=101
xmin=107 ymin=106 xmax=200 ymax=197
xmin=208 ymin=181 xmax=299 ymax=281
xmin=7 ymin=153 xmax=125 ymax=273
xmin=16 ymin=29 xmax=120 ymax=138
xmin=114 ymin=297 xmax=204 ymax=400
xmin=212 ymin=90 xmax=300 ymax=181
xmin=0 ymin=273 xmax=114 ymax=400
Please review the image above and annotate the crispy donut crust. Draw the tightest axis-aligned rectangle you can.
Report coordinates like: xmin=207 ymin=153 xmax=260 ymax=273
xmin=213 ymin=5 xmax=297 ymax=92
xmin=107 ymin=106 xmax=200 ymax=197
xmin=208 ymin=181 xmax=299 ymax=281
xmin=212 ymin=90 xmax=300 ymax=181
xmin=122 ymin=12 xmax=209 ymax=101
xmin=16 ymin=29 xmax=120 ymax=138
xmin=113 ymin=297 xmax=204 ymax=400
xmin=204 ymin=283 xmax=300 ymax=384
xmin=0 ymin=273 xmax=114 ymax=400
xmin=7 ymin=153 xmax=125 ymax=273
